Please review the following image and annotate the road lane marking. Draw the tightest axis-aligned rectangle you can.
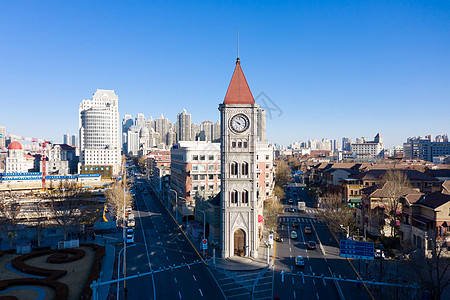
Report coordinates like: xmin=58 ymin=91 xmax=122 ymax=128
xmin=307 ymin=255 xmax=309 ymax=260
xmin=182 ymin=255 xmax=186 ymax=259
xmin=291 ymin=266 xmax=293 ymax=271
xmin=178 ymin=291 xmax=182 ymax=299
xmin=290 ymin=255 xmax=292 ymax=259
xmin=313 ymin=279 xmax=316 ymax=285
xmin=328 ymin=267 xmax=332 ymax=274
xmin=199 ymin=289 xmax=203 ymax=296
xmin=310 ymin=266 xmax=312 ymax=272
xmin=316 ymin=292 xmax=319 ymax=299
xmin=193 ymin=275 xmax=197 ymax=281
xmin=293 ymin=291 xmax=296 ymax=299
xmin=292 ymin=277 xmax=294 ymax=284
xmin=290 ymin=248 xmax=291 ymax=252
xmin=187 ymin=265 xmax=191 ymax=269
xmin=166 ymin=256 xmax=169 ymax=260
xmin=163 ymin=249 xmax=166 ymax=253
xmin=174 ymin=277 xmax=177 ymax=283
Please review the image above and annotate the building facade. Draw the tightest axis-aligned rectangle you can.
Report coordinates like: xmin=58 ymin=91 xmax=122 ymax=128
xmin=351 ymin=133 xmax=385 ymax=160
xmin=220 ymin=58 xmax=262 ymax=258
xmin=79 ymin=89 xmax=120 ymax=175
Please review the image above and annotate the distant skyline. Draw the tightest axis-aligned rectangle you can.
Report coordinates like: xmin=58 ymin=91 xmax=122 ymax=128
xmin=1 ymin=1 xmax=449 ymax=148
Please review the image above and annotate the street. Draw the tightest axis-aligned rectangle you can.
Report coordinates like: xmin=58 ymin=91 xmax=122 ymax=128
xmin=123 ymin=176 xmax=224 ymax=300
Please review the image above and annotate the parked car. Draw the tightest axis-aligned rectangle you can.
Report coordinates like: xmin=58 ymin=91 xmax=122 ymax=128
xmin=126 ymin=228 xmax=134 ymax=235
xmin=290 ymin=231 xmax=298 ymax=239
xmin=292 ymin=221 xmax=299 ymax=228
xmin=307 ymin=241 xmax=316 ymax=250
xmin=295 ymin=256 xmax=305 ymax=267
xmin=304 ymin=226 xmax=312 ymax=234
xmin=275 ymin=235 xmax=283 ymax=242
xmin=288 ymin=199 xmax=294 ymax=204
xmin=374 ymin=249 xmax=386 ymax=259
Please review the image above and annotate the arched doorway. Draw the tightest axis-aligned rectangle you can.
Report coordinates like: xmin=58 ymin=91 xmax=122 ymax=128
xmin=234 ymin=229 xmax=245 ymax=256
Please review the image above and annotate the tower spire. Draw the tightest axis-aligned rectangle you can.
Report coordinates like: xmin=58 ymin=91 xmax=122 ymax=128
xmin=237 ymin=27 xmax=240 ymax=63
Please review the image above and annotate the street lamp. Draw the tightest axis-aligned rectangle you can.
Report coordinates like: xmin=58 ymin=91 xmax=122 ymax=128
xmin=197 ymin=209 xmax=206 ymax=256
xmin=117 ymin=243 xmax=136 ymax=300
xmin=180 ymin=197 xmax=188 ymax=232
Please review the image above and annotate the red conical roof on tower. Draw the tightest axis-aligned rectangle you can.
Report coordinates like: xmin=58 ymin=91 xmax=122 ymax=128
xmin=223 ymin=58 xmax=255 ymax=104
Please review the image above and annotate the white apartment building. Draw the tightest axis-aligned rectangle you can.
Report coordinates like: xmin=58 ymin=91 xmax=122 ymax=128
xmin=79 ymin=89 xmax=120 ymax=175
xmin=351 ymin=133 xmax=385 ymax=160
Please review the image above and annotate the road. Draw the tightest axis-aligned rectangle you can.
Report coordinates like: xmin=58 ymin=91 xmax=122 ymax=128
xmin=272 ymin=175 xmax=372 ymax=300
xmin=122 ymin=166 xmax=224 ymax=300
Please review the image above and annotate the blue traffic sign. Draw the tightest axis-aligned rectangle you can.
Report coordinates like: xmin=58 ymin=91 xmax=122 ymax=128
xmin=339 ymin=240 xmax=374 ymax=260
xmin=295 ymin=171 xmax=303 ymax=175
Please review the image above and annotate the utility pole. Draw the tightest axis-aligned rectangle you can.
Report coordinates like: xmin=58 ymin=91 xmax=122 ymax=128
xmin=197 ymin=209 xmax=206 ymax=257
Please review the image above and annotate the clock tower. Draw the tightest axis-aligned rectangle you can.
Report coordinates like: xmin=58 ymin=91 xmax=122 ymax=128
xmin=219 ymin=57 xmax=260 ymax=258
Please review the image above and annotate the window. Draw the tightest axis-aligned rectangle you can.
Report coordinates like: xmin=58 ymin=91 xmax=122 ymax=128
xmin=265 ymin=182 xmax=270 ymax=187
xmin=193 ymin=155 xmax=199 ymax=161
xmin=208 ymin=155 xmax=214 ymax=160
xmin=208 ymin=174 xmax=214 ymax=180
xmin=199 ymin=175 xmax=206 ymax=180
xmin=230 ymin=162 xmax=238 ymax=176
xmin=192 ymin=165 xmax=198 ymax=171
xmin=265 ymin=163 xmax=270 ymax=170
xmin=242 ymin=162 xmax=249 ymax=176
xmin=231 ymin=190 xmax=238 ymax=204
xmin=193 ymin=185 xmax=199 ymax=191
xmin=208 ymin=164 xmax=215 ymax=171
xmin=232 ymin=141 xmax=236 ymax=148
xmin=238 ymin=141 xmax=242 ymax=148
xmin=200 ymin=185 xmax=205 ymax=191
xmin=208 ymin=184 xmax=214 ymax=190
xmin=198 ymin=164 xmax=206 ymax=171
xmin=242 ymin=190 xmax=249 ymax=204
xmin=265 ymin=173 xmax=269 ymax=179
xmin=200 ymin=155 xmax=205 ymax=161
xmin=243 ymin=141 xmax=248 ymax=148
xmin=265 ymin=155 xmax=269 ymax=160
xmin=193 ymin=175 xmax=199 ymax=180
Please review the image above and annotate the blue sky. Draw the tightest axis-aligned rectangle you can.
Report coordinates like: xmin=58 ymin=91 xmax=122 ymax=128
xmin=1 ymin=0 xmax=449 ymax=148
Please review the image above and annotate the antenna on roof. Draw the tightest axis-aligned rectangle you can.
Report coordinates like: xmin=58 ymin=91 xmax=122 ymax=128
xmin=237 ymin=27 xmax=240 ymax=63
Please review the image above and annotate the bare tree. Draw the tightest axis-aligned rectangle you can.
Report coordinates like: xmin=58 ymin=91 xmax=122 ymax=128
xmin=318 ymin=192 xmax=355 ymax=237
xmin=105 ymin=181 xmax=132 ymax=222
xmin=382 ymin=170 xmax=411 ymax=237
xmin=263 ymin=195 xmax=284 ymax=232
xmin=41 ymin=181 xmax=100 ymax=240
xmin=410 ymin=229 xmax=450 ymax=300
xmin=31 ymin=200 xmax=49 ymax=247
xmin=275 ymin=160 xmax=291 ymax=188
xmin=0 ymin=197 xmax=21 ymax=249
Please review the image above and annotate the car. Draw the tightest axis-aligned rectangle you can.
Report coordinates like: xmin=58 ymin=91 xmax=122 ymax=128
xmin=126 ymin=228 xmax=134 ymax=235
xmin=374 ymin=249 xmax=386 ymax=259
xmin=288 ymin=199 xmax=294 ymax=204
xmin=126 ymin=234 xmax=134 ymax=244
xmin=286 ymin=187 xmax=290 ymax=190
xmin=292 ymin=221 xmax=299 ymax=228
xmin=143 ymin=190 xmax=149 ymax=195
xmin=295 ymin=256 xmax=305 ymax=267
xmin=304 ymin=226 xmax=312 ymax=234
xmin=290 ymin=231 xmax=298 ymax=239
xmin=275 ymin=235 xmax=283 ymax=242
xmin=307 ymin=241 xmax=316 ymax=250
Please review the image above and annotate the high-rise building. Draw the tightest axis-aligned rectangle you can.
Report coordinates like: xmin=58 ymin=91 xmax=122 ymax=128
xmin=127 ymin=126 xmax=140 ymax=156
xmin=212 ymin=121 xmax=221 ymax=142
xmin=156 ymin=114 xmax=170 ymax=145
xmin=342 ymin=137 xmax=353 ymax=152
xmin=403 ymin=135 xmax=450 ymax=162
xmin=0 ymin=126 xmax=5 ymax=149
xmin=63 ymin=133 xmax=70 ymax=145
xmin=135 ymin=113 xmax=146 ymax=129
xmin=220 ymin=57 xmax=262 ymax=258
xmin=257 ymin=108 xmax=266 ymax=142
xmin=200 ymin=121 xmax=213 ymax=142
xmin=79 ymin=89 xmax=120 ymax=175
xmin=177 ymin=109 xmax=192 ymax=141
xmin=70 ymin=134 xmax=78 ymax=148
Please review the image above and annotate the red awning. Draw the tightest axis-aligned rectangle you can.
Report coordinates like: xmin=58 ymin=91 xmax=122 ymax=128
xmin=258 ymin=215 xmax=264 ymax=223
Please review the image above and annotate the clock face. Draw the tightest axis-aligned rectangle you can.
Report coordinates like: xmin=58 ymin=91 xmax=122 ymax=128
xmin=230 ymin=114 xmax=249 ymax=133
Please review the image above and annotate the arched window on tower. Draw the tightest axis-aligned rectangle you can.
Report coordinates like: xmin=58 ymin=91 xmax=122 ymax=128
xmin=230 ymin=190 xmax=238 ymax=204
xmin=230 ymin=162 xmax=238 ymax=176
xmin=242 ymin=162 xmax=249 ymax=176
xmin=242 ymin=190 xmax=249 ymax=204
